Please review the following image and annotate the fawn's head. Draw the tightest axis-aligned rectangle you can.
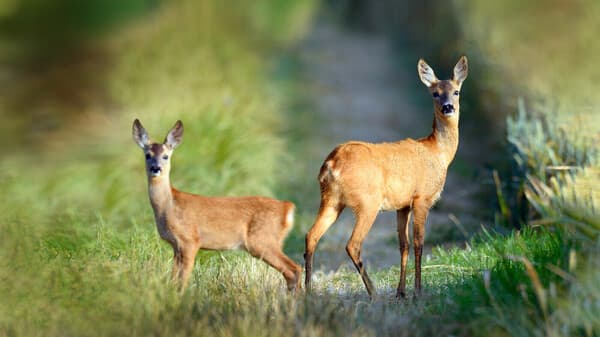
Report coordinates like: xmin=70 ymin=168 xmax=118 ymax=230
xmin=418 ymin=56 xmax=468 ymax=118
xmin=132 ymin=119 xmax=183 ymax=180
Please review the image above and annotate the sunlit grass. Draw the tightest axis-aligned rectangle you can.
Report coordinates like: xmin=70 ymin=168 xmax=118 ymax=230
xmin=0 ymin=202 xmax=573 ymax=337
xmin=0 ymin=0 xmax=318 ymax=335
xmin=451 ymin=1 xmax=599 ymax=336
xmin=1 ymin=1 xmax=598 ymax=336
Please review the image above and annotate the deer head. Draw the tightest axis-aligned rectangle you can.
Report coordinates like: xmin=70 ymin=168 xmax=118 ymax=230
xmin=418 ymin=56 xmax=468 ymax=118
xmin=132 ymin=119 xmax=183 ymax=180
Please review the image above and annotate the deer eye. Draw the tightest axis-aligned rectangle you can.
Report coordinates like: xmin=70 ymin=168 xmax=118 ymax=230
xmin=432 ymin=92 xmax=440 ymax=98
xmin=145 ymin=153 xmax=151 ymax=160
xmin=454 ymin=91 xmax=460 ymax=96
xmin=162 ymin=155 xmax=169 ymax=160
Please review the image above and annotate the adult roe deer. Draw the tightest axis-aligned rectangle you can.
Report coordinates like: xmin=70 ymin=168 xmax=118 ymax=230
xmin=304 ymin=56 xmax=468 ymax=298
xmin=132 ymin=119 xmax=301 ymax=291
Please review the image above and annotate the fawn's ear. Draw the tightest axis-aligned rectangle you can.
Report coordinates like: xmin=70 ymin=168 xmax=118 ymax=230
xmin=132 ymin=119 xmax=149 ymax=149
xmin=453 ymin=56 xmax=468 ymax=85
xmin=164 ymin=120 xmax=183 ymax=149
xmin=418 ymin=59 xmax=438 ymax=88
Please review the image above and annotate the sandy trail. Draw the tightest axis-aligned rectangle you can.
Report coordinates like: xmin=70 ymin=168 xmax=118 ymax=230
xmin=297 ymin=22 xmax=484 ymax=272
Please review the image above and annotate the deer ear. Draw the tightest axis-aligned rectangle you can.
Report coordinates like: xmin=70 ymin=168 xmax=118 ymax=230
xmin=453 ymin=56 xmax=468 ymax=85
xmin=132 ymin=119 xmax=149 ymax=149
xmin=418 ymin=59 xmax=438 ymax=87
xmin=164 ymin=120 xmax=183 ymax=149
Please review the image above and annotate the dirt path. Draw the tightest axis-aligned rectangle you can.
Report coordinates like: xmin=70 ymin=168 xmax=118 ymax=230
xmin=297 ymin=22 xmax=484 ymax=272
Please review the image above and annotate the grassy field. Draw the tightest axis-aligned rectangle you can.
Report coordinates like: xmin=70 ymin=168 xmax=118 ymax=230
xmin=0 ymin=0 xmax=320 ymax=335
xmin=1 ymin=1 xmax=598 ymax=336
xmin=451 ymin=1 xmax=600 ymax=335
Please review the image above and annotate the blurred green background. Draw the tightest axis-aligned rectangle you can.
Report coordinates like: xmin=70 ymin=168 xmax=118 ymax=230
xmin=0 ymin=0 xmax=597 ymax=336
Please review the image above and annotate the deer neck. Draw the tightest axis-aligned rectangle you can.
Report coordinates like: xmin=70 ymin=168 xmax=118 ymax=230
xmin=429 ymin=112 xmax=459 ymax=168
xmin=147 ymin=176 xmax=174 ymax=219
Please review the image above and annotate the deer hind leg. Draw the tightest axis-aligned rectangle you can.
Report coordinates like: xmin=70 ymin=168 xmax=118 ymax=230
xmin=412 ymin=201 xmax=430 ymax=296
xmin=280 ymin=252 xmax=303 ymax=292
xmin=396 ymin=207 xmax=411 ymax=299
xmin=304 ymin=202 xmax=344 ymax=290
xmin=249 ymin=245 xmax=301 ymax=291
xmin=346 ymin=206 xmax=379 ymax=298
xmin=278 ymin=250 xmax=302 ymax=292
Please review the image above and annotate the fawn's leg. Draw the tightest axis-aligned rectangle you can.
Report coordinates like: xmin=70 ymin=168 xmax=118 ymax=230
xmin=250 ymin=246 xmax=301 ymax=291
xmin=346 ymin=206 xmax=379 ymax=299
xmin=172 ymin=243 xmax=199 ymax=291
xmin=171 ymin=247 xmax=183 ymax=284
xmin=396 ymin=207 xmax=411 ymax=298
xmin=179 ymin=252 xmax=196 ymax=290
xmin=280 ymin=252 xmax=302 ymax=291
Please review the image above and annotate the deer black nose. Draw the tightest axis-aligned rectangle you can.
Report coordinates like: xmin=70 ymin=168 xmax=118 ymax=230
xmin=150 ymin=166 xmax=161 ymax=175
xmin=442 ymin=103 xmax=454 ymax=114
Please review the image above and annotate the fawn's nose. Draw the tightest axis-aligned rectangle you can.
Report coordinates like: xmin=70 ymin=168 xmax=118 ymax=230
xmin=441 ymin=103 xmax=454 ymax=114
xmin=150 ymin=165 xmax=162 ymax=175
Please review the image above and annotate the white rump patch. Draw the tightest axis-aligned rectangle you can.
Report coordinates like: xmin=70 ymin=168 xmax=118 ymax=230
xmin=330 ymin=168 xmax=340 ymax=179
xmin=286 ymin=207 xmax=295 ymax=229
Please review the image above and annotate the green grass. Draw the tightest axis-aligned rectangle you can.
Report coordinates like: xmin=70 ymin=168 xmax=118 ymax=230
xmin=1 ymin=203 xmax=579 ymax=336
xmin=451 ymin=2 xmax=600 ymax=336
xmin=0 ymin=0 xmax=318 ymax=335
xmin=1 ymin=1 xmax=598 ymax=336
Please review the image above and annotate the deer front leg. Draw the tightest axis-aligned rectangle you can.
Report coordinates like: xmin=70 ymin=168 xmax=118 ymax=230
xmin=346 ymin=207 xmax=378 ymax=299
xmin=412 ymin=202 xmax=430 ymax=296
xmin=171 ymin=247 xmax=183 ymax=285
xmin=179 ymin=249 xmax=197 ymax=290
xmin=171 ymin=244 xmax=198 ymax=290
xmin=396 ymin=207 xmax=411 ymax=299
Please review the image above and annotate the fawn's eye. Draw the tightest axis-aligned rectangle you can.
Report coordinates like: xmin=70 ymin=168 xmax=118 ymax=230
xmin=454 ymin=91 xmax=460 ymax=96
xmin=162 ymin=155 xmax=169 ymax=160
xmin=145 ymin=153 xmax=151 ymax=160
xmin=432 ymin=92 xmax=439 ymax=98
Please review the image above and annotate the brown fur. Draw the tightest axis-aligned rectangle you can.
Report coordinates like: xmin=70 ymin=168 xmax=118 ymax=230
xmin=133 ymin=120 xmax=301 ymax=291
xmin=304 ymin=56 xmax=468 ymax=298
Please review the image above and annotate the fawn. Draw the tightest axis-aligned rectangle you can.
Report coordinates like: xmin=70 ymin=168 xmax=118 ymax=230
xmin=132 ymin=119 xmax=301 ymax=291
xmin=304 ymin=56 xmax=468 ymax=298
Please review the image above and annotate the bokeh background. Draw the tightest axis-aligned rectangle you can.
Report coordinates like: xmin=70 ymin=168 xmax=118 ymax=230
xmin=1 ymin=1 xmax=598 ymax=336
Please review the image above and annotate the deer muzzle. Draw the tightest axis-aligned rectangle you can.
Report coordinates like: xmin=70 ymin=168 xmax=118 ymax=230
xmin=150 ymin=165 xmax=162 ymax=176
xmin=441 ymin=103 xmax=455 ymax=115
